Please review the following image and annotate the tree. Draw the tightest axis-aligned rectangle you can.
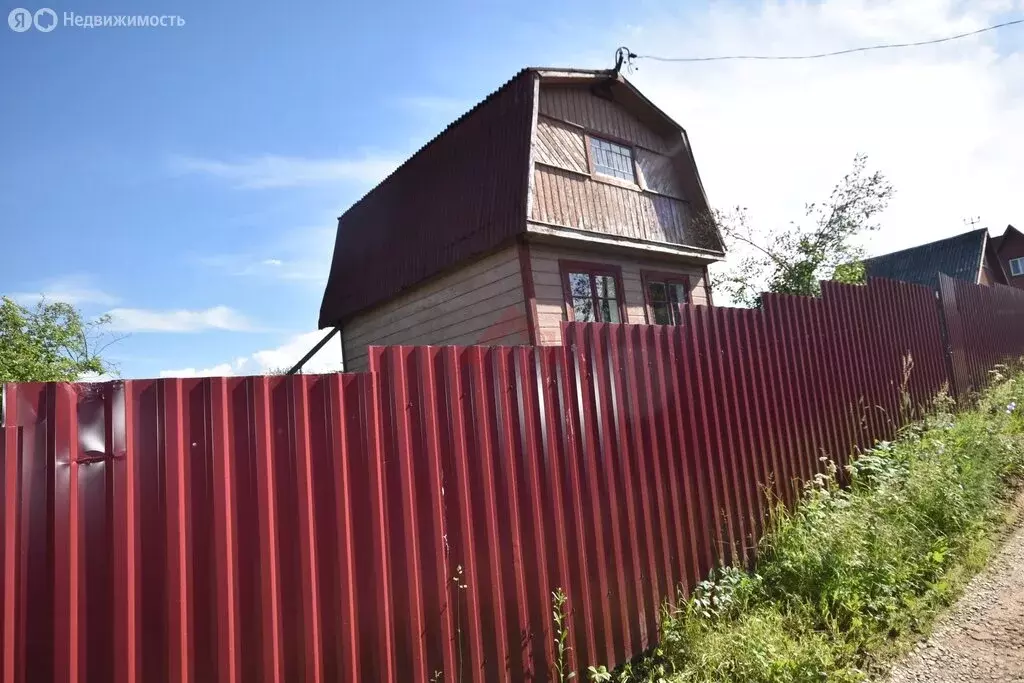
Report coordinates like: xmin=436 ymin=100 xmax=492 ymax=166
xmin=0 ymin=297 xmax=118 ymax=383
xmin=711 ymin=154 xmax=894 ymax=307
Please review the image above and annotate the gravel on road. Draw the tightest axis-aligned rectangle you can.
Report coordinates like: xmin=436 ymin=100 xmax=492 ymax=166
xmin=886 ymin=496 xmax=1024 ymax=683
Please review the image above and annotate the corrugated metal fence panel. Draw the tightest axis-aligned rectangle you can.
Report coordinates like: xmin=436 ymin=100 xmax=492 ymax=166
xmin=2 ymin=275 xmax=1022 ymax=682
xmin=940 ymin=273 xmax=1024 ymax=396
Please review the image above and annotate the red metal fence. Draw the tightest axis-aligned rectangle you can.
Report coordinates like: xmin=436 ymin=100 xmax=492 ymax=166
xmin=0 ymin=275 xmax=1020 ymax=682
xmin=939 ymin=273 xmax=1024 ymax=397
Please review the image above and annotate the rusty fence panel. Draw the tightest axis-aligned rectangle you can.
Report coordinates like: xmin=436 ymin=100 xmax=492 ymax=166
xmin=1 ymin=276 xmax=1022 ymax=682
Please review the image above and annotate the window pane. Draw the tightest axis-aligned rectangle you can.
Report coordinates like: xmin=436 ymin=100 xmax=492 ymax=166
xmin=589 ymin=137 xmax=635 ymax=182
xmin=569 ymin=272 xmax=592 ymax=298
xmin=600 ymin=299 xmax=621 ymax=323
xmin=671 ymin=283 xmax=688 ymax=304
xmin=572 ymin=296 xmax=595 ymax=322
xmin=647 ymin=281 xmax=667 ymax=303
xmin=648 ymin=279 xmax=690 ymax=325
xmin=651 ymin=301 xmax=671 ymax=325
xmin=595 ymin=274 xmax=617 ymax=298
xmin=1012 ymin=258 xmax=1024 ymax=276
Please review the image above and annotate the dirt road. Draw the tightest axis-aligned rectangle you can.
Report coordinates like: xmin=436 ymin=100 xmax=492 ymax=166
xmin=886 ymin=503 xmax=1024 ymax=682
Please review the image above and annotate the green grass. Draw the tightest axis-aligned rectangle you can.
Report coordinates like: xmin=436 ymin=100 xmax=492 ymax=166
xmin=590 ymin=367 xmax=1024 ymax=683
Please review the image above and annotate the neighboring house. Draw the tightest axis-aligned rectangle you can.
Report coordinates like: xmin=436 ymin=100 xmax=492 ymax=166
xmin=989 ymin=225 xmax=1024 ymax=289
xmin=319 ymin=67 xmax=726 ymax=371
xmin=861 ymin=228 xmax=1007 ymax=291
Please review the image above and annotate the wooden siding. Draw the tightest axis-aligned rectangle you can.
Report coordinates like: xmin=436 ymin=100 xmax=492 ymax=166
xmin=528 ymin=241 xmax=709 ymax=345
xmin=534 ymin=116 xmax=588 ymax=174
xmin=996 ymin=231 xmax=1024 ymax=290
xmin=530 ymin=165 xmax=691 ymax=244
xmin=343 ymin=245 xmax=529 ymax=371
xmin=531 ymin=84 xmax=698 ymax=248
xmin=635 ymin=148 xmax=684 ymax=199
xmin=538 ymin=85 xmax=672 ymax=154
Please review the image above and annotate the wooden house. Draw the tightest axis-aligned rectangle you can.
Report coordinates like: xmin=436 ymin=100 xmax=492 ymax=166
xmin=319 ymin=67 xmax=726 ymax=370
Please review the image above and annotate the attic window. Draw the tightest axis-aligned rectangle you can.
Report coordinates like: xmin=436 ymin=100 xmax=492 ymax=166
xmin=1010 ymin=257 xmax=1024 ymax=277
xmin=589 ymin=137 xmax=635 ymax=182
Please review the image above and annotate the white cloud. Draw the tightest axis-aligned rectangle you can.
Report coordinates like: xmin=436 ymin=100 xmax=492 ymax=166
xmin=601 ymin=0 xmax=1023 ymax=265
xmin=197 ymin=224 xmax=337 ymax=285
xmin=159 ymin=357 xmax=250 ymax=378
xmin=170 ymin=153 xmax=400 ymax=189
xmin=250 ymin=330 xmax=344 ymax=374
xmin=9 ymin=275 xmax=118 ymax=306
xmin=106 ymin=306 xmax=256 ymax=333
xmin=198 ymin=252 xmax=327 ymax=283
xmin=78 ymin=371 xmax=119 ymax=382
xmin=158 ymin=330 xmax=344 ymax=378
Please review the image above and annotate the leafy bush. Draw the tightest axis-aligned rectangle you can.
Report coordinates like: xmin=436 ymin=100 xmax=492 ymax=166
xmin=592 ymin=367 xmax=1024 ymax=682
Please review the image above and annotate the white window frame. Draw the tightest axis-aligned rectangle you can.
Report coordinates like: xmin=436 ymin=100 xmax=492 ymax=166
xmin=1010 ymin=257 xmax=1024 ymax=277
xmin=587 ymin=135 xmax=636 ymax=183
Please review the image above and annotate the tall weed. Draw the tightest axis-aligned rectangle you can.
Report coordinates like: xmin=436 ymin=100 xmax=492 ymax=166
xmin=617 ymin=369 xmax=1024 ymax=683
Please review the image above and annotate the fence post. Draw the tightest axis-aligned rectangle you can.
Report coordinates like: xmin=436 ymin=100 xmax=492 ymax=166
xmin=934 ymin=275 xmax=959 ymax=400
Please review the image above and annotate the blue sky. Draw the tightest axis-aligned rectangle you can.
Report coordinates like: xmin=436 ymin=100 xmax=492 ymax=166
xmin=2 ymin=0 xmax=1022 ymax=378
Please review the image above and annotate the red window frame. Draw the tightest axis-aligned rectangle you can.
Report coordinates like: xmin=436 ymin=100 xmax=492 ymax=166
xmin=640 ymin=270 xmax=691 ymax=325
xmin=558 ymin=259 xmax=628 ymax=324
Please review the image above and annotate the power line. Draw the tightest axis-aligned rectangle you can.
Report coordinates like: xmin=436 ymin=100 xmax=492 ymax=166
xmin=630 ymin=17 xmax=1023 ymax=64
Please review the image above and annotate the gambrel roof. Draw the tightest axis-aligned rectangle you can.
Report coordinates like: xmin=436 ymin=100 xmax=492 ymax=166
xmin=318 ymin=68 xmax=719 ymax=328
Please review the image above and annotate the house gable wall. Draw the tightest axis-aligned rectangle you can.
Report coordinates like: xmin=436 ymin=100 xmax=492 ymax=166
xmin=342 ymin=245 xmax=529 ymax=371
xmin=528 ymin=84 xmax=719 ymax=252
xmin=997 ymin=230 xmax=1024 ymax=289
xmin=981 ymin=245 xmax=1007 ymax=286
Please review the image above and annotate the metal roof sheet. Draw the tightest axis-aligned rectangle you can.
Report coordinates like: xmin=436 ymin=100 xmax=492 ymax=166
xmin=318 ymin=69 xmax=537 ymax=328
xmin=862 ymin=228 xmax=987 ymax=290
xmin=318 ymin=67 xmax=721 ymax=328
